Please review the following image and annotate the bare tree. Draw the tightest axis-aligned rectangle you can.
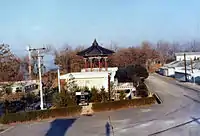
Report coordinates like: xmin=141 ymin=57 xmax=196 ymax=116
xmin=184 ymin=40 xmax=200 ymax=52
xmin=156 ymin=41 xmax=172 ymax=64
xmin=54 ymin=45 xmax=84 ymax=73
xmin=0 ymin=44 xmax=23 ymax=81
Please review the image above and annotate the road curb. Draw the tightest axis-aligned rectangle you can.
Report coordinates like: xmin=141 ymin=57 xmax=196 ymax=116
xmin=153 ymin=93 xmax=162 ymax=104
xmin=145 ymin=81 xmax=162 ymax=104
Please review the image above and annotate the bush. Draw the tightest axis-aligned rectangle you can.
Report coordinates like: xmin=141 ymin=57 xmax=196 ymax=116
xmin=0 ymin=106 xmax=82 ymax=124
xmin=136 ymin=82 xmax=149 ymax=97
xmin=99 ymin=88 xmax=108 ymax=102
xmin=119 ymin=91 xmax=125 ymax=100
xmin=92 ymin=97 xmax=156 ymax=112
xmin=90 ymin=87 xmax=101 ymax=102
xmin=5 ymin=86 xmax=12 ymax=95
xmin=53 ymin=91 xmax=77 ymax=108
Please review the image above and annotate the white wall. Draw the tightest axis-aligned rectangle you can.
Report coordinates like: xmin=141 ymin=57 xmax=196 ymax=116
xmin=167 ymin=68 xmax=175 ymax=76
xmin=73 ymin=77 xmax=108 ymax=91
xmin=61 ymin=67 xmax=118 ymax=92
xmin=176 ymin=54 xmax=200 ymax=61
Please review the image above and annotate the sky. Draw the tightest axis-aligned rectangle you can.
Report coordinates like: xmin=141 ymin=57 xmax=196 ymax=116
xmin=0 ymin=0 xmax=200 ymax=61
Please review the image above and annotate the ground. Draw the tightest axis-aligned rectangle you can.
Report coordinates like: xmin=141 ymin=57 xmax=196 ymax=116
xmin=1 ymin=73 xmax=200 ymax=136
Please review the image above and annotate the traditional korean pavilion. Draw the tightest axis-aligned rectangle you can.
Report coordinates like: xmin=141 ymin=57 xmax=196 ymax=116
xmin=77 ymin=39 xmax=115 ymax=72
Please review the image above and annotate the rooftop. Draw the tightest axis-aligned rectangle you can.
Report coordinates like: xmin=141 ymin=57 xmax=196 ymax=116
xmin=77 ymin=39 xmax=115 ymax=57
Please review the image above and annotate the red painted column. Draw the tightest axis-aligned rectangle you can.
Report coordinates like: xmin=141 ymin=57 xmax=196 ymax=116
xmin=104 ymin=57 xmax=108 ymax=71
xmin=84 ymin=58 xmax=87 ymax=72
xmin=89 ymin=58 xmax=93 ymax=72
xmin=98 ymin=57 xmax=101 ymax=71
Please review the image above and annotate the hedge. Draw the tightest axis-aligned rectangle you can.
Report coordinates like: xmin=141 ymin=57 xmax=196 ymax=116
xmin=0 ymin=106 xmax=82 ymax=124
xmin=92 ymin=97 xmax=156 ymax=112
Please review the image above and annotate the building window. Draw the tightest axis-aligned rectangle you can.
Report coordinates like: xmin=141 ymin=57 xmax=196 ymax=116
xmin=16 ymin=87 xmax=22 ymax=92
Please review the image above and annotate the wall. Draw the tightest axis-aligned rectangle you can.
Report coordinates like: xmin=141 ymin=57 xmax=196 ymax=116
xmin=61 ymin=67 xmax=118 ymax=92
xmin=159 ymin=68 xmax=168 ymax=76
xmin=176 ymin=54 xmax=200 ymax=61
xmin=175 ymin=72 xmax=191 ymax=82
xmin=73 ymin=77 xmax=108 ymax=91
xmin=167 ymin=68 xmax=175 ymax=77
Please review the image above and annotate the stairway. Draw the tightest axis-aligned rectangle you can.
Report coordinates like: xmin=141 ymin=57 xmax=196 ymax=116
xmin=81 ymin=103 xmax=93 ymax=116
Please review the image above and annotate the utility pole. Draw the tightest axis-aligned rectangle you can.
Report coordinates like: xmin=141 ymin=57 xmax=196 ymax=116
xmin=184 ymin=53 xmax=187 ymax=82
xmin=57 ymin=66 xmax=61 ymax=93
xmin=108 ymin=73 xmax=111 ymax=101
xmin=190 ymin=58 xmax=193 ymax=73
xmin=29 ymin=47 xmax=46 ymax=110
xmin=27 ymin=45 xmax=32 ymax=80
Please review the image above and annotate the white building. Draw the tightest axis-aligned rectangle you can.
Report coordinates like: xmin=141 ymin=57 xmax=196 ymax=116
xmin=174 ymin=61 xmax=200 ymax=83
xmin=175 ymin=52 xmax=200 ymax=61
xmin=159 ymin=61 xmax=190 ymax=77
xmin=60 ymin=67 xmax=118 ymax=92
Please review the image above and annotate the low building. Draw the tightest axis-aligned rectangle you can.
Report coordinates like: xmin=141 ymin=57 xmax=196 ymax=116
xmin=60 ymin=68 xmax=118 ymax=91
xmin=174 ymin=61 xmax=200 ymax=83
xmin=159 ymin=61 xmax=190 ymax=77
xmin=175 ymin=52 xmax=200 ymax=61
xmin=0 ymin=80 xmax=39 ymax=94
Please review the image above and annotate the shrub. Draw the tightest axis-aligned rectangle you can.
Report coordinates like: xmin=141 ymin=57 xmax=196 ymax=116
xmin=0 ymin=106 xmax=82 ymax=124
xmin=53 ymin=91 xmax=77 ymax=108
xmin=90 ymin=87 xmax=101 ymax=102
xmin=25 ymin=93 xmax=37 ymax=104
xmin=92 ymin=97 xmax=156 ymax=112
xmin=119 ymin=91 xmax=125 ymax=100
xmin=99 ymin=87 xmax=108 ymax=102
xmin=5 ymin=86 xmax=12 ymax=95
xmin=136 ymin=82 xmax=149 ymax=97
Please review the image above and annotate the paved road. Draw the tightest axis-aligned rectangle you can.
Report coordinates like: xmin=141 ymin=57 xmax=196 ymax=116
xmin=1 ymin=74 xmax=200 ymax=136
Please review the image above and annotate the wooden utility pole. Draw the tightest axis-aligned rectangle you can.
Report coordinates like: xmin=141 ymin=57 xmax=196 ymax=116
xmin=184 ymin=53 xmax=187 ymax=82
xmin=108 ymin=73 xmax=111 ymax=101
xmin=190 ymin=58 xmax=193 ymax=73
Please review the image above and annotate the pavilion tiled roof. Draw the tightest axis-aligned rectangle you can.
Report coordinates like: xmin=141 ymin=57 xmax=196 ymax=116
xmin=77 ymin=39 xmax=115 ymax=57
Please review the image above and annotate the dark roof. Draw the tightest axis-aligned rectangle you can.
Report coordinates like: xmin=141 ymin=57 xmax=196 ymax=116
xmin=77 ymin=39 xmax=115 ymax=57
